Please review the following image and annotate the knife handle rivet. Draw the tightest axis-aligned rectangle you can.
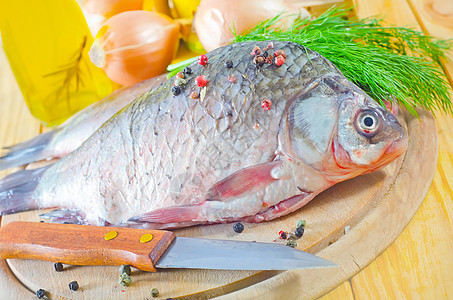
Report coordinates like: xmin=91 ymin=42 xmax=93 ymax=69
xmin=104 ymin=231 xmax=118 ymax=240
xmin=140 ymin=233 xmax=153 ymax=243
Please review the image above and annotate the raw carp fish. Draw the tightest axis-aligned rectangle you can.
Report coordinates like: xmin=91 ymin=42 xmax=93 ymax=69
xmin=0 ymin=41 xmax=408 ymax=229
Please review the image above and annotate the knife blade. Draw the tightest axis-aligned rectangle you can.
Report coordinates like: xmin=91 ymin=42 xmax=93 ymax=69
xmin=0 ymin=221 xmax=337 ymax=271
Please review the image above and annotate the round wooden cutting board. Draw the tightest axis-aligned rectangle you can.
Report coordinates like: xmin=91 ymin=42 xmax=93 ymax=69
xmin=0 ymin=107 xmax=437 ymax=299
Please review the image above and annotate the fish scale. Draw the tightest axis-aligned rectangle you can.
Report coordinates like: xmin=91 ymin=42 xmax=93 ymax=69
xmin=0 ymin=41 xmax=407 ymax=228
xmin=40 ymin=42 xmax=313 ymax=222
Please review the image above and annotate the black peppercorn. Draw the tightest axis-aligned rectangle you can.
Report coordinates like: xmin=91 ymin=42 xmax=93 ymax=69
xmin=295 ymin=227 xmax=304 ymax=238
xmin=286 ymin=239 xmax=297 ymax=248
xmin=224 ymin=60 xmax=233 ymax=68
xmin=183 ymin=67 xmax=192 ymax=75
xmin=69 ymin=281 xmax=79 ymax=291
xmin=253 ymin=55 xmax=266 ymax=67
xmin=119 ymin=264 xmax=132 ymax=276
xmin=54 ymin=262 xmax=63 ymax=272
xmin=233 ymin=222 xmax=244 ymax=233
xmin=36 ymin=289 xmax=46 ymax=299
xmin=151 ymin=288 xmax=159 ymax=297
xmin=172 ymin=86 xmax=182 ymax=96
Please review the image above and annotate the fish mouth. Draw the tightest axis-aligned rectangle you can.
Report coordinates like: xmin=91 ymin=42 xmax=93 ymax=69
xmin=378 ymin=132 xmax=409 ymax=167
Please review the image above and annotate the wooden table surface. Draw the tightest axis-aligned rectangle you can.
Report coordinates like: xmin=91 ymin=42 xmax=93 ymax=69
xmin=0 ymin=0 xmax=452 ymax=298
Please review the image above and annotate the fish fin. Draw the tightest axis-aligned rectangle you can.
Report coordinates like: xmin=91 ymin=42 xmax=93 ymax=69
xmin=128 ymin=204 xmax=204 ymax=224
xmin=206 ymin=161 xmax=282 ymax=201
xmin=242 ymin=191 xmax=314 ymax=223
xmin=39 ymin=209 xmax=86 ymax=224
xmin=0 ymin=131 xmax=56 ymax=171
xmin=0 ymin=166 xmax=50 ymax=214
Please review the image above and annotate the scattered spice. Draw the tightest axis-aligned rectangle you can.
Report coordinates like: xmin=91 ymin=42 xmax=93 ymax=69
xmin=224 ymin=60 xmax=233 ymax=68
xmin=119 ymin=273 xmax=132 ymax=286
xmin=189 ymin=91 xmax=199 ymax=99
xmin=150 ymin=288 xmax=159 ymax=298
xmin=265 ymin=54 xmax=273 ymax=64
xmin=278 ymin=230 xmax=287 ymax=239
xmin=200 ymin=86 xmax=207 ymax=102
xmin=253 ymin=123 xmax=259 ymax=130
xmin=54 ymin=262 xmax=63 ymax=272
xmin=183 ymin=66 xmax=192 ymax=75
xmin=119 ymin=264 xmax=132 ymax=276
xmin=274 ymin=55 xmax=285 ymax=66
xmin=175 ymin=71 xmax=185 ymax=79
xmin=69 ymin=281 xmax=79 ymax=291
xmin=196 ymin=75 xmax=207 ymax=87
xmin=172 ymin=86 xmax=182 ymax=96
xmin=261 ymin=99 xmax=272 ymax=110
xmin=173 ymin=78 xmax=186 ymax=87
xmin=233 ymin=222 xmax=244 ymax=233
xmin=227 ymin=75 xmax=237 ymax=83
xmin=250 ymin=45 xmax=261 ymax=56
xmin=273 ymin=50 xmax=286 ymax=59
xmin=36 ymin=289 xmax=47 ymax=299
xmin=295 ymin=227 xmax=304 ymax=238
xmin=253 ymin=55 xmax=266 ymax=66
xmin=296 ymin=220 xmax=306 ymax=229
xmin=197 ymin=54 xmax=208 ymax=65
xmin=286 ymin=239 xmax=297 ymax=248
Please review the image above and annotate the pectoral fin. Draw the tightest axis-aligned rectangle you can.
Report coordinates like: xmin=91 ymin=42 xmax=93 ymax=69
xmin=128 ymin=161 xmax=283 ymax=227
xmin=206 ymin=161 xmax=282 ymax=201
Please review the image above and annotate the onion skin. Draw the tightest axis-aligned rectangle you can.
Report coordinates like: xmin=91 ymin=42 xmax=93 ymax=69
xmin=89 ymin=11 xmax=180 ymax=87
xmin=194 ymin=0 xmax=310 ymax=52
xmin=83 ymin=0 xmax=143 ymax=18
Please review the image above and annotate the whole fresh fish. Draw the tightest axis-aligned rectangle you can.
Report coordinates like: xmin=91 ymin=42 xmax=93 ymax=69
xmin=0 ymin=74 xmax=167 ymax=170
xmin=0 ymin=41 xmax=408 ymax=228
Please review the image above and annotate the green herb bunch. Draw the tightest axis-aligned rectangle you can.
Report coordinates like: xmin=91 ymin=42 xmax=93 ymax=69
xmin=233 ymin=6 xmax=452 ymax=116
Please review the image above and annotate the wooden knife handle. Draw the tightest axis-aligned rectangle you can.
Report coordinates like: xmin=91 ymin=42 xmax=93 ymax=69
xmin=0 ymin=221 xmax=175 ymax=272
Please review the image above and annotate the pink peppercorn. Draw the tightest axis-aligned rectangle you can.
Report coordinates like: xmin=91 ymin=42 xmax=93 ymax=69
xmin=261 ymin=99 xmax=272 ymax=110
xmin=275 ymin=55 xmax=285 ymax=66
xmin=198 ymin=55 xmax=208 ymax=65
xmin=196 ymin=75 xmax=207 ymax=87
xmin=228 ymin=75 xmax=237 ymax=83
xmin=273 ymin=50 xmax=286 ymax=59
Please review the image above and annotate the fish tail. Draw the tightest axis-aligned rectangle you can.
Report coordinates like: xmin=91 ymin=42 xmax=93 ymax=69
xmin=0 ymin=131 xmax=56 ymax=171
xmin=0 ymin=166 xmax=49 ymax=215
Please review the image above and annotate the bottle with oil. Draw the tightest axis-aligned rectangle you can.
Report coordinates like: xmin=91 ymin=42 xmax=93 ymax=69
xmin=0 ymin=0 xmax=114 ymax=127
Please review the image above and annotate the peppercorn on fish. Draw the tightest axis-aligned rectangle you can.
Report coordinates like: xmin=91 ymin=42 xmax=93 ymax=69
xmin=0 ymin=41 xmax=408 ymax=228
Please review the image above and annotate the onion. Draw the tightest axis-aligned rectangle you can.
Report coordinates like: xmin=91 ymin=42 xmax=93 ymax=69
xmin=83 ymin=0 xmax=143 ymax=18
xmin=89 ymin=10 xmax=180 ymax=87
xmin=82 ymin=0 xmax=144 ymax=35
xmin=194 ymin=0 xmax=311 ymax=52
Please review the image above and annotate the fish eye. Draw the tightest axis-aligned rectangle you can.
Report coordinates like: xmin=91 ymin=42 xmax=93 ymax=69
xmin=356 ymin=110 xmax=380 ymax=137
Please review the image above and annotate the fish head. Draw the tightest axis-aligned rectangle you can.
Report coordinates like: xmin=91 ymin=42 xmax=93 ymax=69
xmin=334 ymin=87 xmax=408 ymax=175
xmin=279 ymin=76 xmax=408 ymax=181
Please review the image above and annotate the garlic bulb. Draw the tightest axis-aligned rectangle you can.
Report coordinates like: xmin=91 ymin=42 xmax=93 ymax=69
xmin=194 ymin=0 xmax=311 ymax=51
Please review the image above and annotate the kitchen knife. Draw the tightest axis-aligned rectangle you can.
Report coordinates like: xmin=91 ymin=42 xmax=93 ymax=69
xmin=0 ymin=221 xmax=337 ymax=271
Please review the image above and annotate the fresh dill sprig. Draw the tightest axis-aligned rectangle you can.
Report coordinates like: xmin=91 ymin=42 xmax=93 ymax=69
xmin=233 ymin=6 xmax=453 ymax=115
